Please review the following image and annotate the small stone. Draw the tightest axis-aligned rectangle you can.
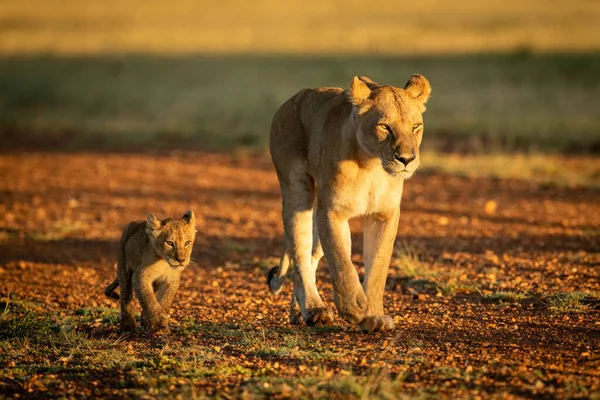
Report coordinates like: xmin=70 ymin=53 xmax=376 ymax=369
xmin=534 ymin=380 xmax=545 ymax=390
xmin=484 ymin=200 xmax=498 ymax=215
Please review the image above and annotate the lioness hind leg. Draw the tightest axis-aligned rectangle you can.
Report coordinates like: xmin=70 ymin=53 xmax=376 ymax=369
xmin=289 ymin=290 xmax=304 ymax=325
xmin=303 ymin=210 xmax=334 ymax=326
xmin=268 ymin=234 xmax=291 ymax=295
xmin=280 ymin=169 xmax=331 ymax=326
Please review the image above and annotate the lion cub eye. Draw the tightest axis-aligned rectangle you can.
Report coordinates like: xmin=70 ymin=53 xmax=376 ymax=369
xmin=185 ymin=240 xmax=192 ymax=247
xmin=165 ymin=240 xmax=175 ymax=247
xmin=412 ymin=123 xmax=422 ymax=131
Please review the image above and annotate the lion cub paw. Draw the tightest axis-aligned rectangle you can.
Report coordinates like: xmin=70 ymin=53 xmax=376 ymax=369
xmin=119 ymin=315 xmax=137 ymax=333
xmin=359 ymin=315 xmax=394 ymax=333
xmin=142 ymin=311 xmax=170 ymax=334
xmin=305 ymin=307 xmax=334 ymax=326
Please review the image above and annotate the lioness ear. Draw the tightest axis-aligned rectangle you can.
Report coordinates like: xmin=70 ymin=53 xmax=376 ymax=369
xmin=358 ymin=76 xmax=380 ymax=90
xmin=182 ymin=209 xmax=196 ymax=226
xmin=404 ymin=74 xmax=431 ymax=112
xmin=146 ymin=213 xmax=161 ymax=231
xmin=347 ymin=76 xmax=371 ymax=106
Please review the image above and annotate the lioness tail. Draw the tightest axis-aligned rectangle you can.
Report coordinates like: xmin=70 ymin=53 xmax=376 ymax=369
xmin=268 ymin=245 xmax=291 ymax=295
xmin=104 ymin=279 xmax=120 ymax=300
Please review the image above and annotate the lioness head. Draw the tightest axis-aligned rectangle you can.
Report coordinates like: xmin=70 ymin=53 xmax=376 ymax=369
xmin=347 ymin=75 xmax=431 ymax=179
xmin=146 ymin=210 xmax=197 ymax=269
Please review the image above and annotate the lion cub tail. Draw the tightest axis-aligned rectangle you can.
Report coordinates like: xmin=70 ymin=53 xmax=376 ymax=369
xmin=104 ymin=279 xmax=120 ymax=300
xmin=268 ymin=247 xmax=291 ymax=295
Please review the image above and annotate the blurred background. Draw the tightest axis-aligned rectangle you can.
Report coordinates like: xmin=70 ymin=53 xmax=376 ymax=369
xmin=0 ymin=0 xmax=599 ymax=154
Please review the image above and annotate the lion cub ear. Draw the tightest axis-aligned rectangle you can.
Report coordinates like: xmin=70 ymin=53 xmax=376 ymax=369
xmin=182 ymin=209 xmax=196 ymax=226
xmin=146 ymin=213 xmax=161 ymax=231
xmin=347 ymin=76 xmax=372 ymax=106
xmin=404 ymin=74 xmax=431 ymax=112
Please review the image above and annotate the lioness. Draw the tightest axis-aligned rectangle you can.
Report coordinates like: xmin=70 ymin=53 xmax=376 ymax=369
xmin=268 ymin=75 xmax=431 ymax=333
xmin=105 ymin=210 xmax=196 ymax=333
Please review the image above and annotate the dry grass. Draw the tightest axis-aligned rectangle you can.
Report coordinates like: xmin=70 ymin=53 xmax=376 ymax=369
xmin=0 ymin=0 xmax=599 ymax=55
xmin=420 ymin=153 xmax=600 ymax=188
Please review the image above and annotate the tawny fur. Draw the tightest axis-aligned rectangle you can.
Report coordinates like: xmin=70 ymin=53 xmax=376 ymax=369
xmin=105 ymin=210 xmax=197 ymax=333
xmin=268 ymin=75 xmax=431 ymax=333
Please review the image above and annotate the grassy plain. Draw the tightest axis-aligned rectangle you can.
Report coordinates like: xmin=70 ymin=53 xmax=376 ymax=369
xmin=1 ymin=52 xmax=599 ymax=154
xmin=0 ymin=0 xmax=599 ymax=155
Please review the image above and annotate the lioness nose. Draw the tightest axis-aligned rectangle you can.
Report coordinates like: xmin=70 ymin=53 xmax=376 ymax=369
xmin=394 ymin=152 xmax=416 ymax=166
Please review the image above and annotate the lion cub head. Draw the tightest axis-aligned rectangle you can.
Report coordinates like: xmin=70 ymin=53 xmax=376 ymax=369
xmin=347 ymin=75 xmax=431 ymax=179
xmin=145 ymin=210 xmax=197 ymax=269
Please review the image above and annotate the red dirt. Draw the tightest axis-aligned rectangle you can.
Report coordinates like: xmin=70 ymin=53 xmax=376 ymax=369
xmin=1 ymin=151 xmax=599 ymax=398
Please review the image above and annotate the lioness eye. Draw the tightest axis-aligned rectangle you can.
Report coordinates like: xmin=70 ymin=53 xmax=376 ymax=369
xmin=413 ymin=123 xmax=422 ymax=131
xmin=185 ymin=240 xmax=192 ymax=247
xmin=378 ymin=124 xmax=391 ymax=131
xmin=165 ymin=241 xmax=174 ymax=247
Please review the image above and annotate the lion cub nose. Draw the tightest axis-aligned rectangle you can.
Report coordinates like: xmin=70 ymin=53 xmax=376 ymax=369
xmin=394 ymin=152 xmax=416 ymax=167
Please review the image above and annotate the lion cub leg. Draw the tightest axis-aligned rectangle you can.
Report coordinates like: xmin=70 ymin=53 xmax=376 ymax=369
xmin=117 ymin=262 xmax=137 ymax=333
xmin=157 ymin=275 xmax=180 ymax=316
xmin=359 ymin=211 xmax=399 ymax=333
xmin=134 ymin=268 xmax=170 ymax=333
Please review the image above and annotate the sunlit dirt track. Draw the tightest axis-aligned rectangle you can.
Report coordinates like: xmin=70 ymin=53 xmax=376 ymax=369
xmin=1 ymin=151 xmax=599 ymax=398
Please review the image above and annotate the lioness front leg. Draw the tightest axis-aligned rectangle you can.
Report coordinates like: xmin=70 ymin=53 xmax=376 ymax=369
xmin=360 ymin=209 xmax=400 ymax=333
xmin=134 ymin=271 xmax=169 ymax=333
xmin=318 ymin=210 xmax=368 ymax=324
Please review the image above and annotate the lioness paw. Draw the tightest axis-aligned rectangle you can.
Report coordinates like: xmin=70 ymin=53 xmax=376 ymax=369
xmin=334 ymin=286 xmax=367 ymax=324
xmin=290 ymin=307 xmax=305 ymax=325
xmin=359 ymin=315 xmax=394 ymax=333
xmin=305 ymin=307 xmax=334 ymax=326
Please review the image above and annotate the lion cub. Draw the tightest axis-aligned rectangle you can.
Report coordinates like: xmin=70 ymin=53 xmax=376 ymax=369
xmin=104 ymin=210 xmax=196 ymax=333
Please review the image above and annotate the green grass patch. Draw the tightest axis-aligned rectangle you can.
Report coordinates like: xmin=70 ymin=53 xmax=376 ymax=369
xmin=391 ymin=243 xmax=434 ymax=279
xmin=440 ymin=283 xmax=481 ymax=296
xmin=483 ymin=291 xmax=528 ymax=303
xmin=0 ymin=53 xmax=599 ymax=154
xmin=547 ymin=292 xmax=596 ymax=314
